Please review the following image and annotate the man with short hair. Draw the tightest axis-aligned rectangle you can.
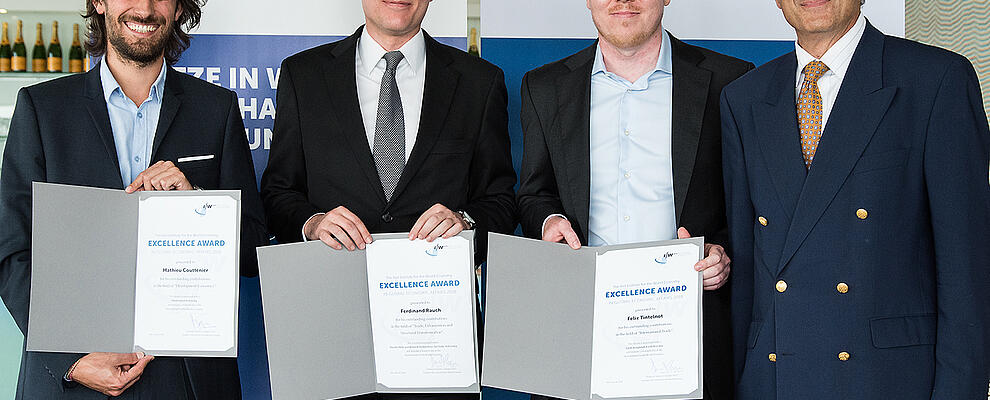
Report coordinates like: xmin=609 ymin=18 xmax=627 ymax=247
xmin=516 ymin=0 xmax=753 ymax=398
xmin=261 ymin=0 xmax=516 ymax=399
xmin=0 ymin=0 xmax=267 ymax=398
xmin=722 ymin=1 xmax=990 ymax=398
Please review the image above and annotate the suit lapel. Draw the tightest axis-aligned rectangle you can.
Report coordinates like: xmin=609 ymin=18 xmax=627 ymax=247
xmin=322 ymin=28 xmax=388 ymax=205
xmin=151 ymin=67 xmax=182 ymax=160
xmin=389 ymin=32 xmax=460 ymax=204
xmin=777 ymin=23 xmax=896 ymax=274
xmin=83 ymin=65 xmax=121 ymax=178
xmin=754 ymin=54 xmax=807 ymax=226
xmin=669 ymin=36 xmax=711 ymax=225
xmin=555 ymin=44 xmax=596 ymax=241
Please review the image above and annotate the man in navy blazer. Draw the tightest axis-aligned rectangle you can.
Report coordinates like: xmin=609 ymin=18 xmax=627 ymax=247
xmin=0 ymin=0 xmax=266 ymax=398
xmin=721 ymin=1 xmax=990 ymax=399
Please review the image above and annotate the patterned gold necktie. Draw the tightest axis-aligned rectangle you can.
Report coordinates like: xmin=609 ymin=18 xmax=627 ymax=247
xmin=798 ymin=60 xmax=830 ymax=168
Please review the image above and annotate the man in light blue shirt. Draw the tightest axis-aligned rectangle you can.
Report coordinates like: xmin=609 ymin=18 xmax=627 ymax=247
xmin=517 ymin=0 xmax=754 ymax=398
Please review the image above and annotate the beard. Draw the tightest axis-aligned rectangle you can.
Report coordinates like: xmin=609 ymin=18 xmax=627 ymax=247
xmin=106 ymin=14 xmax=172 ymax=67
xmin=594 ymin=4 xmax=663 ymax=49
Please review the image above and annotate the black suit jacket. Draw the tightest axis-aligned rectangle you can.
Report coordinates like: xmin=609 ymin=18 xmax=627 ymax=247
xmin=0 ymin=64 xmax=268 ymax=399
xmin=517 ymin=35 xmax=753 ymax=400
xmin=261 ymin=27 xmax=517 ymax=261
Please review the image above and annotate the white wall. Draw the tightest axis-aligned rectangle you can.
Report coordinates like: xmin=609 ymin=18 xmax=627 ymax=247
xmin=197 ymin=0 xmax=467 ymax=37
xmin=482 ymin=0 xmax=905 ymax=40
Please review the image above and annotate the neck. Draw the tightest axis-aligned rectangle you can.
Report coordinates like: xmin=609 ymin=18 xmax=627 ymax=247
xmin=105 ymin=46 xmax=164 ymax=107
xmin=365 ymin=24 xmax=420 ymax=52
xmin=796 ymin=12 xmax=860 ymax=59
xmin=599 ymin=30 xmax=663 ymax=83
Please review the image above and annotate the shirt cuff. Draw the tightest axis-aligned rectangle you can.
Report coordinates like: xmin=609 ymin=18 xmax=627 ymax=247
xmin=542 ymin=214 xmax=567 ymax=236
xmin=301 ymin=213 xmax=325 ymax=242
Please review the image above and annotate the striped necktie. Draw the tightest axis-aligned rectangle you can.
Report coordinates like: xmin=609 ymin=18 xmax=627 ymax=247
xmin=797 ymin=60 xmax=829 ymax=168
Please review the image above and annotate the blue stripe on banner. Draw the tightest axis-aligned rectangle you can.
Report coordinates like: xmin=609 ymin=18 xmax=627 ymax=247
xmin=177 ymin=34 xmax=466 ymax=400
xmin=479 ymin=37 xmax=793 ymax=400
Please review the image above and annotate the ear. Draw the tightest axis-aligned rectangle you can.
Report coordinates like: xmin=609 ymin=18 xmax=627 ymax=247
xmin=93 ymin=0 xmax=107 ymax=15
xmin=174 ymin=1 xmax=184 ymax=22
xmin=775 ymin=0 xmax=783 ymax=9
xmin=587 ymin=0 xmax=592 ymax=11
xmin=664 ymin=0 xmax=671 ymax=6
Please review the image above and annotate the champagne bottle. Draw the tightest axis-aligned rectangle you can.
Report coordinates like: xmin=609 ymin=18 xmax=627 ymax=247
xmin=69 ymin=23 xmax=84 ymax=73
xmin=0 ymin=22 xmax=12 ymax=72
xmin=12 ymin=20 xmax=26 ymax=72
xmin=47 ymin=21 xmax=62 ymax=72
xmin=32 ymin=23 xmax=45 ymax=72
xmin=468 ymin=27 xmax=480 ymax=57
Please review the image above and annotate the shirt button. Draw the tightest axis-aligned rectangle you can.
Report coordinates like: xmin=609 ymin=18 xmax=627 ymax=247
xmin=624 ymin=172 xmax=631 ymax=179
xmin=137 ymin=112 xmax=143 ymax=118
xmin=624 ymin=216 xmax=630 ymax=222
xmin=134 ymin=156 xmax=141 ymax=163
xmin=624 ymin=129 xmax=630 ymax=136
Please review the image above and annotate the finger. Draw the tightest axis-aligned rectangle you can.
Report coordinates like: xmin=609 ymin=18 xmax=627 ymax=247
xmin=318 ymin=231 xmax=343 ymax=250
xmin=702 ymin=262 xmax=725 ymax=279
xmin=337 ymin=209 xmax=373 ymax=244
xmin=333 ymin=216 xmax=366 ymax=250
xmin=427 ymin=218 xmax=455 ymax=242
xmin=146 ymin=168 xmax=178 ymax=191
xmin=110 ymin=352 xmax=142 ymax=367
xmin=113 ymin=375 xmax=141 ymax=397
xmin=677 ymin=227 xmax=691 ymax=239
xmin=695 ymin=253 xmax=721 ymax=272
xmin=409 ymin=211 xmax=432 ymax=240
xmin=121 ymin=355 xmax=154 ymax=382
xmin=327 ymin=224 xmax=358 ymax=251
xmin=562 ymin=224 xmax=582 ymax=250
xmin=704 ymin=272 xmax=728 ymax=290
xmin=417 ymin=215 xmax=442 ymax=240
xmin=441 ymin=220 xmax=465 ymax=239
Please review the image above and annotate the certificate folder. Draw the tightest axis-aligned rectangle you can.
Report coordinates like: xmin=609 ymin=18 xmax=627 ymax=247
xmin=481 ymin=233 xmax=704 ymax=400
xmin=27 ymin=182 xmax=241 ymax=357
xmin=256 ymin=231 xmax=481 ymax=400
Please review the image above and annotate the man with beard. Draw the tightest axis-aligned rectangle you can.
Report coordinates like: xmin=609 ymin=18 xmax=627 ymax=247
xmin=0 ymin=0 xmax=267 ymax=398
xmin=722 ymin=0 xmax=990 ymax=399
xmin=516 ymin=0 xmax=751 ymax=398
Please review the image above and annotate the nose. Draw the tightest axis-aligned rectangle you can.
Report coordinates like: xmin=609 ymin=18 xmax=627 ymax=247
xmin=129 ymin=0 xmax=155 ymax=18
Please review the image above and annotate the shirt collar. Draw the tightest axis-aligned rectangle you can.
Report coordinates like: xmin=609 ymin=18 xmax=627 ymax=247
xmin=358 ymin=27 xmax=427 ymax=76
xmin=100 ymin=58 xmax=168 ymax=104
xmin=795 ymin=13 xmax=867 ymax=84
xmin=593 ymin=29 xmax=673 ymax=78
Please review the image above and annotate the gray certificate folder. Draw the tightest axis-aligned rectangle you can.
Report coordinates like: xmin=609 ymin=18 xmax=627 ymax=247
xmin=27 ymin=182 xmax=241 ymax=357
xmin=257 ymin=231 xmax=480 ymax=400
xmin=482 ymin=233 xmax=705 ymax=400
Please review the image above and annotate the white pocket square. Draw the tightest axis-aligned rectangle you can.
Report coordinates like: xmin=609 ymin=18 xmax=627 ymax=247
xmin=177 ymin=154 xmax=215 ymax=163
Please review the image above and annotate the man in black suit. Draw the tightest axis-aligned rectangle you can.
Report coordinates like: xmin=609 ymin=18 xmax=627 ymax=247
xmin=516 ymin=0 xmax=752 ymax=399
xmin=259 ymin=0 xmax=516 ymax=398
xmin=0 ymin=0 xmax=267 ymax=398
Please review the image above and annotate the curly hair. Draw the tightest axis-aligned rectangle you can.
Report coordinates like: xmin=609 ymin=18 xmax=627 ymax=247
xmin=82 ymin=0 xmax=205 ymax=65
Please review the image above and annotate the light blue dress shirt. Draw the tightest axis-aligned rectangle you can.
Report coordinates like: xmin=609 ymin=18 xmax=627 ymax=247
xmin=100 ymin=60 xmax=167 ymax=187
xmin=588 ymin=30 xmax=676 ymax=246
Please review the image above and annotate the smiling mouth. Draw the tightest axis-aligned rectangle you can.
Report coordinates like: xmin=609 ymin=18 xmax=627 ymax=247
xmin=125 ymin=21 xmax=160 ymax=34
xmin=384 ymin=0 xmax=412 ymax=6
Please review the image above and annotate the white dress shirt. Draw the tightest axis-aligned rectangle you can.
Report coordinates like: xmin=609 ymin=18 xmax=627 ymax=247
xmin=794 ymin=14 xmax=867 ymax=128
xmin=356 ymin=28 xmax=427 ymax=160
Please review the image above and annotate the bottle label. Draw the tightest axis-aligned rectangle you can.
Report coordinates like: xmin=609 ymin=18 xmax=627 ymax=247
xmin=12 ymin=56 xmax=25 ymax=71
xmin=32 ymin=58 xmax=45 ymax=72
xmin=69 ymin=59 xmax=82 ymax=73
xmin=47 ymin=57 xmax=62 ymax=72
xmin=0 ymin=58 xmax=10 ymax=72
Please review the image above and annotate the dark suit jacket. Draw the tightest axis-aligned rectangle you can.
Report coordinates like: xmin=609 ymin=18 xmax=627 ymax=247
xmin=0 ymin=64 xmax=268 ymax=399
xmin=517 ymin=34 xmax=753 ymax=400
xmin=260 ymin=27 xmax=517 ymax=261
xmin=722 ymin=22 xmax=990 ymax=400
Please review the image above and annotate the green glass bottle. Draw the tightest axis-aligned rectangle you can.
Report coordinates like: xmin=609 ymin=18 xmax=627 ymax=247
xmin=69 ymin=23 xmax=84 ymax=73
xmin=0 ymin=22 xmax=12 ymax=72
xmin=47 ymin=21 xmax=62 ymax=72
xmin=32 ymin=23 xmax=45 ymax=72
xmin=468 ymin=28 xmax=480 ymax=57
xmin=11 ymin=20 xmax=27 ymax=72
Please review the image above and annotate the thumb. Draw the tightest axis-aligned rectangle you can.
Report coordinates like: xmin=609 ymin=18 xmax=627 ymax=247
xmin=677 ymin=227 xmax=691 ymax=239
xmin=110 ymin=352 xmax=142 ymax=367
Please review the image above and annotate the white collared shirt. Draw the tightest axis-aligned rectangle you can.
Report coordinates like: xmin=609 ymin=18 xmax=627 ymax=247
xmin=355 ymin=27 xmax=427 ymax=160
xmin=794 ymin=13 xmax=867 ymax=128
